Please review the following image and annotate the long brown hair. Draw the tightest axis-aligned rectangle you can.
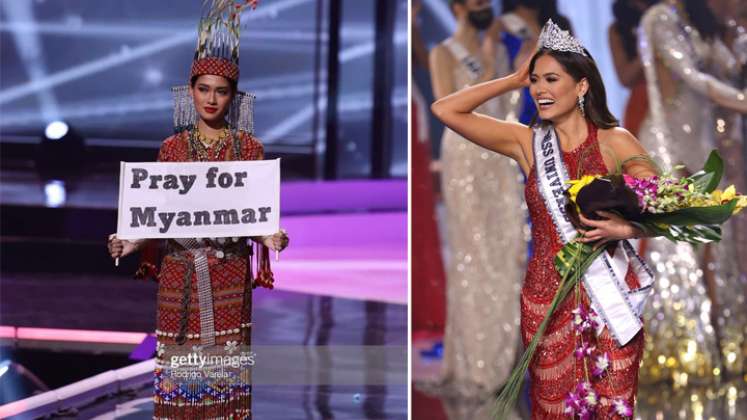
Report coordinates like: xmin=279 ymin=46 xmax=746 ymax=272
xmin=529 ymin=47 xmax=619 ymax=129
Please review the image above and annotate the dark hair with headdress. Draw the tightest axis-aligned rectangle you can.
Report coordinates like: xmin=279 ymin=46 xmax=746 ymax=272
xmin=529 ymin=47 xmax=619 ymax=129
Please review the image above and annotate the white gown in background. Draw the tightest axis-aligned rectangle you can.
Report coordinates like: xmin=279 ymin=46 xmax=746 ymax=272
xmin=638 ymin=2 xmax=747 ymax=383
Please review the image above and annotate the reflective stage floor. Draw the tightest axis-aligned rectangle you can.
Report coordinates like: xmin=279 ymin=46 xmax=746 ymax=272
xmin=412 ymin=336 xmax=747 ymax=420
xmin=0 ymin=175 xmax=407 ymax=419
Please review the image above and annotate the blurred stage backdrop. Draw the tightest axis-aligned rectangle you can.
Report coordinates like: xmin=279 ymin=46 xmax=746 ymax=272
xmin=0 ymin=1 xmax=408 ymax=419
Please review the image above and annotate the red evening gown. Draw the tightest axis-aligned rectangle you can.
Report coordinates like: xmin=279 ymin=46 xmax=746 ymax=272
xmin=521 ymin=124 xmax=644 ymax=418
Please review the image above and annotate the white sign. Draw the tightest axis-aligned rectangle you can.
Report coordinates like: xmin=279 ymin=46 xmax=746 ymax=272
xmin=116 ymin=160 xmax=280 ymax=239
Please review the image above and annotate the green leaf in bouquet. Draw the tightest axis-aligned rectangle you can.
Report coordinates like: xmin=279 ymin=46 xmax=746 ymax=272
xmin=554 ymin=241 xmax=594 ymax=278
xmin=643 ymin=199 xmax=737 ymax=226
xmin=631 ymin=221 xmax=668 ymax=238
xmin=654 ymin=224 xmax=723 ymax=244
xmin=688 ymin=150 xmax=724 ymax=193
xmin=679 ymin=224 xmax=722 ymax=243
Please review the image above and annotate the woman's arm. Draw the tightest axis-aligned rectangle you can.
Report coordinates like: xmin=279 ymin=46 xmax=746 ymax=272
xmin=643 ymin=8 xmax=747 ymax=113
xmin=608 ymin=24 xmax=643 ymax=88
xmin=429 ymin=44 xmax=457 ymax=100
xmin=243 ymin=134 xmax=289 ymax=252
xmin=430 ymin=55 xmax=533 ymax=172
xmin=577 ymin=129 xmax=658 ymax=244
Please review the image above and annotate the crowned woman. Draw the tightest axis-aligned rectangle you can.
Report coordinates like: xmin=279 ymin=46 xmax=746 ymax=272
xmin=433 ymin=20 xmax=660 ymax=417
xmin=107 ymin=1 xmax=288 ymax=418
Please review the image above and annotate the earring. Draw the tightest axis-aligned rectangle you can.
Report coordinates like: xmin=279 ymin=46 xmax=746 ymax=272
xmin=577 ymin=95 xmax=586 ymax=118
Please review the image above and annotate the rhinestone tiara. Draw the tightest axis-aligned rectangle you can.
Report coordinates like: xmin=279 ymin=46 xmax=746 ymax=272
xmin=538 ymin=19 xmax=588 ymax=57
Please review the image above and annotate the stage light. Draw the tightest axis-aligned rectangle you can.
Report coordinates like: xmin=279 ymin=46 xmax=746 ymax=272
xmin=43 ymin=180 xmax=66 ymax=207
xmin=144 ymin=68 xmax=163 ymax=85
xmin=44 ymin=120 xmax=68 ymax=140
xmin=0 ymin=360 xmax=10 ymax=378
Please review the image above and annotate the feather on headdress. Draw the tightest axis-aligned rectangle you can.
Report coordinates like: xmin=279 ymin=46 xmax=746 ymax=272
xmin=173 ymin=0 xmax=258 ymax=134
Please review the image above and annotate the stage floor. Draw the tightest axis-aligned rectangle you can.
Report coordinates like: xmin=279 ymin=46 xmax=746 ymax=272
xmin=412 ymin=336 xmax=747 ymax=420
xmin=0 ymin=174 xmax=407 ymax=419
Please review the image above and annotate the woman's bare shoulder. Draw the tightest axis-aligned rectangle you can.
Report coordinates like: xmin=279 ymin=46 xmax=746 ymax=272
xmin=598 ymin=126 xmax=641 ymax=149
xmin=598 ymin=126 xmax=656 ymax=176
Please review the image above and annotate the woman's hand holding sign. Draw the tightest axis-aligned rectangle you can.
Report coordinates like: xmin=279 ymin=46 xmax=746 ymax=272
xmin=262 ymin=229 xmax=289 ymax=252
xmin=108 ymin=234 xmax=145 ymax=259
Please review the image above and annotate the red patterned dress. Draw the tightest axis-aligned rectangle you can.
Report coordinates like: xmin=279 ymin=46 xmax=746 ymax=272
xmin=138 ymin=129 xmax=272 ymax=420
xmin=521 ymin=124 xmax=644 ymax=418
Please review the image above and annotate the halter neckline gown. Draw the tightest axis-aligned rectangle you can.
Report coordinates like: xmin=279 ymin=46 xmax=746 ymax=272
xmin=522 ymin=123 xmax=644 ymax=418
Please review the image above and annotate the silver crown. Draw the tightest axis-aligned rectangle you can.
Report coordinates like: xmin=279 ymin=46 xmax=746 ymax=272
xmin=538 ymin=19 xmax=588 ymax=57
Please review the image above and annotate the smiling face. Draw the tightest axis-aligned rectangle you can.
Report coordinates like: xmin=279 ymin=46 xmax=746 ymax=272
xmin=529 ymin=54 xmax=588 ymax=122
xmin=189 ymin=74 xmax=234 ymax=125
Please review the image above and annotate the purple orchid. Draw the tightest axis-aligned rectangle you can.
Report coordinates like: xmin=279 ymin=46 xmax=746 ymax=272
xmin=564 ymin=391 xmax=583 ymax=415
xmin=565 ymin=381 xmax=600 ymax=418
xmin=572 ymin=306 xmax=593 ymax=333
xmin=574 ymin=342 xmax=596 ymax=359
xmin=612 ymin=398 xmax=633 ymax=417
xmin=592 ymin=352 xmax=610 ymax=378
xmin=623 ymin=174 xmax=659 ymax=211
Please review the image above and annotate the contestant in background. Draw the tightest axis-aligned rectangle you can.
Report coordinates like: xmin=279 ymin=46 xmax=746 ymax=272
xmin=608 ymin=0 xmax=656 ymax=137
xmin=107 ymin=2 xmax=288 ymax=418
xmin=412 ymin=0 xmax=447 ymax=336
xmin=419 ymin=0 xmax=528 ymax=417
xmin=638 ymin=0 xmax=747 ymax=384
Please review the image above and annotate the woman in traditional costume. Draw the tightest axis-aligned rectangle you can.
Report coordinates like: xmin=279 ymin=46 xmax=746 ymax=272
xmin=107 ymin=1 xmax=288 ymax=418
xmin=432 ymin=20 xmax=658 ymax=417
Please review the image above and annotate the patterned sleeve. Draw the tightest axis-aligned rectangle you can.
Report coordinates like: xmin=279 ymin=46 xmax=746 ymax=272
xmin=642 ymin=7 xmax=746 ymax=110
xmin=156 ymin=133 xmax=186 ymax=162
xmin=134 ymin=135 xmax=180 ymax=281
xmin=238 ymin=132 xmax=274 ymax=289
xmin=240 ymin=132 xmax=265 ymax=160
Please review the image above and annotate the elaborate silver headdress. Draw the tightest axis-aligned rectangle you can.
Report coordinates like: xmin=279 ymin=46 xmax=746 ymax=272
xmin=538 ymin=19 xmax=588 ymax=57
xmin=172 ymin=0 xmax=258 ymax=134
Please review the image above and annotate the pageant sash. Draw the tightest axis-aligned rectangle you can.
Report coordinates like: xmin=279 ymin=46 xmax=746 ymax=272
xmin=444 ymin=38 xmax=482 ymax=82
xmin=533 ymin=126 xmax=654 ymax=346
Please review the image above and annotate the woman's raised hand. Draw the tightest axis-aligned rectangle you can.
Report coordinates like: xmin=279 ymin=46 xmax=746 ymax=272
xmin=511 ymin=51 xmax=533 ymax=88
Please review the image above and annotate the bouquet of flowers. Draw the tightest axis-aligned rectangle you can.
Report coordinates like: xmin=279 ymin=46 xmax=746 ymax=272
xmin=493 ymin=151 xmax=746 ymax=419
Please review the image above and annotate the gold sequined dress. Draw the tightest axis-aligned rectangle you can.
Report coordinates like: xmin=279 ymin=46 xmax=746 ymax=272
xmin=426 ymin=37 xmax=528 ymax=418
xmin=638 ymin=2 xmax=747 ymax=383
